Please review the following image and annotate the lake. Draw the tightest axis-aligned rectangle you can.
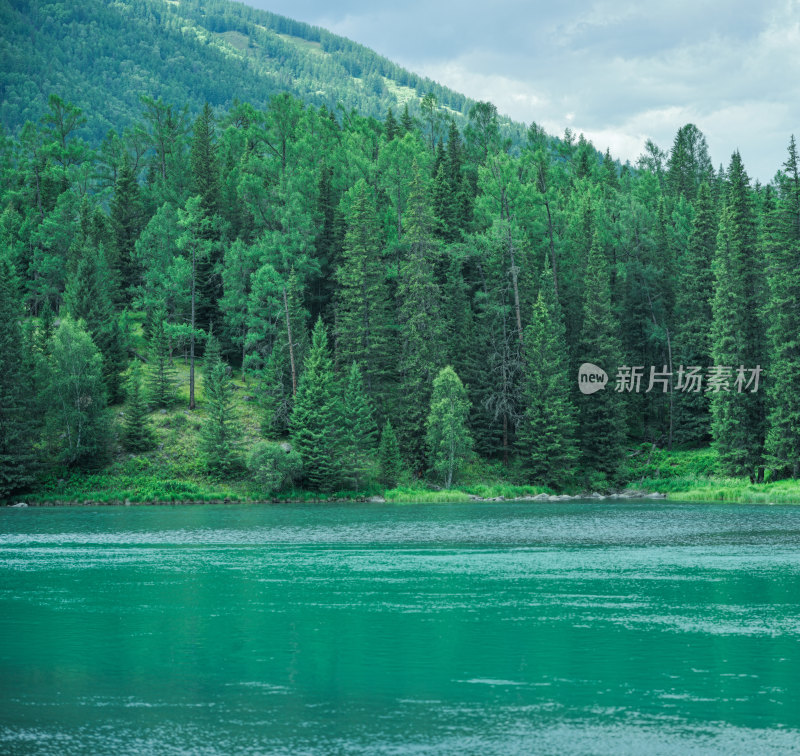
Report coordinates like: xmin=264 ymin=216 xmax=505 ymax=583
xmin=1 ymin=500 xmax=799 ymax=755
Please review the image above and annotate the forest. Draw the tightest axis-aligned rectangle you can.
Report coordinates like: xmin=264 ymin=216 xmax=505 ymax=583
xmin=1 ymin=83 xmax=799 ymax=500
xmin=0 ymin=0 xmax=525 ymax=146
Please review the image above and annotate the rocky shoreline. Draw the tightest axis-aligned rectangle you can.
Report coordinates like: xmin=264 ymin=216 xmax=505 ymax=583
xmin=465 ymin=491 xmax=667 ymax=503
xmin=6 ymin=491 xmax=666 ymax=507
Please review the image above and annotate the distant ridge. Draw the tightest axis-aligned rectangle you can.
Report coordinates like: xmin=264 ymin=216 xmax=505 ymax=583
xmin=0 ymin=0 xmax=527 ymax=142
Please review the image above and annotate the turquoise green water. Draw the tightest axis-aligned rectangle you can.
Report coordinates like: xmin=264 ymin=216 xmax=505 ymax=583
xmin=1 ymin=501 xmax=799 ymax=755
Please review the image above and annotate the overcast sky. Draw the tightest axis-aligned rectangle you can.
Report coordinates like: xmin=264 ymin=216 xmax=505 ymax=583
xmin=243 ymin=0 xmax=799 ymax=181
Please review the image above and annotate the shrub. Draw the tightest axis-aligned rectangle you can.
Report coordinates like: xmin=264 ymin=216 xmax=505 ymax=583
xmin=248 ymin=441 xmax=302 ymax=496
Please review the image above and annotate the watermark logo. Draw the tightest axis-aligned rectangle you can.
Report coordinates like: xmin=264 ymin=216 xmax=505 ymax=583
xmin=614 ymin=365 xmax=762 ymax=394
xmin=579 ymin=363 xmax=763 ymax=395
xmin=578 ymin=362 xmax=608 ymax=394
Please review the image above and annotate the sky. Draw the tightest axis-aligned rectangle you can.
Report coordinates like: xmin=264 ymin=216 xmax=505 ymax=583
xmin=242 ymin=0 xmax=800 ymax=181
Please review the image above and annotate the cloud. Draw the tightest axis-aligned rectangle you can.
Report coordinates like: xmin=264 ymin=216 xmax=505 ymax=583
xmin=246 ymin=0 xmax=800 ymax=180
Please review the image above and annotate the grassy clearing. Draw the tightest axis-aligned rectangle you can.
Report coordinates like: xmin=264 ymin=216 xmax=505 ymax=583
xmin=621 ymin=445 xmax=800 ymax=504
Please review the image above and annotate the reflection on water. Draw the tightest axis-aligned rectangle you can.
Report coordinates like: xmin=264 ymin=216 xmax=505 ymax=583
xmin=1 ymin=501 xmax=799 ymax=755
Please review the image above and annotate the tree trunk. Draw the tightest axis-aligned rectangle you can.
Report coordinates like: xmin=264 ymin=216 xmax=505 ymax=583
xmin=505 ymin=224 xmax=523 ymax=344
xmin=283 ymin=286 xmax=297 ymax=396
xmin=666 ymin=327 xmax=674 ymax=450
xmin=503 ymin=413 xmax=509 ymax=466
xmin=544 ymin=199 xmax=559 ymax=297
xmin=189 ymin=246 xmax=196 ymax=410
xmin=242 ymin=332 xmax=247 ymax=386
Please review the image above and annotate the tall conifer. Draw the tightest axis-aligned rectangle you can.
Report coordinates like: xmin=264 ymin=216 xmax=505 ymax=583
xmin=518 ymin=260 xmax=579 ymax=489
xmin=764 ymin=137 xmax=800 ymax=477
xmin=290 ymin=318 xmax=340 ymax=491
xmin=710 ymin=152 xmax=765 ymax=479
xmin=0 ymin=258 xmax=37 ymax=497
xmin=577 ymin=232 xmax=626 ymax=481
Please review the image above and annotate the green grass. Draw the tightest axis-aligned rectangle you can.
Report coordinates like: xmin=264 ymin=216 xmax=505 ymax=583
xmin=25 ymin=473 xmax=238 ymax=504
xmin=620 ymin=445 xmax=800 ymax=504
xmin=383 ymin=483 xmax=552 ymax=504
xmin=664 ymin=479 xmax=800 ymax=504
xmin=384 ymin=487 xmax=474 ymax=503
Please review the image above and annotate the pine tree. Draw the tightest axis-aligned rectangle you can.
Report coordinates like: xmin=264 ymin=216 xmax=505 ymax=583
xmin=123 ymin=362 xmax=154 ymax=452
xmin=517 ymin=260 xmax=579 ymax=489
xmin=64 ymin=244 xmax=128 ymax=404
xmin=289 ymin=317 xmax=340 ymax=491
xmin=0 ymin=257 xmax=38 ymax=498
xmin=110 ymin=153 xmax=144 ymax=293
xmin=426 ymin=366 xmax=473 ymax=488
xmin=340 ymin=362 xmax=378 ymax=490
xmin=259 ymin=344 xmax=294 ymax=439
xmin=334 ymin=180 xmax=393 ymax=408
xmin=441 ymin=118 xmax=468 ymax=235
xmin=397 ymin=160 xmax=445 ymax=469
xmin=400 ymin=104 xmax=414 ymax=134
xmin=385 ymin=108 xmax=399 ymax=141
xmin=710 ymin=152 xmax=765 ymax=479
xmin=764 ymin=137 xmax=800 ymax=477
xmin=577 ymin=232 xmax=626 ymax=481
xmin=147 ymin=306 xmax=176 ymax=408
xmin=673 ymin=182 xmax=716 ymax=445
xmin=602 ymin=149 xmax=619 ymax=191
xmin=45 ymin=317 xmax=111 ymax=469
xmin=378 ymin=420 xmax=403 ymax=488
xmin=666 ymin=124 xmax=713 ymax=201
xmin=190 ymin=103 xmax=219 ymax=218
xmin=190 ymin=103 xmax=221 ymax=333
xmin=311 ymin=164 xmax=341 ymax=319
xmin=200 ymin=334 xmax=241 ymax=476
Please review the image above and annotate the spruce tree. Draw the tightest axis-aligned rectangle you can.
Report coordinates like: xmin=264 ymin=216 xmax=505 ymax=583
xmin=666 ymin=124 xmax=713 ymax=201
xmin=710 ymin=152 xmax=765 ymax=479
xmin=517 ymin=260 xmax=579 ymax=489
xmin=259 ymin=344 xmax=294 ymax=439
xmin=110 ymin=153 xmax=144 ymax=293
xmin=378 ymin=420 xmax=403 ymax=489
xmin=673 ymin=182 xmax=716 ymax=445
xmin=764 ymin=137 xmax=800 ymax=477
xmin=385 ymin=108 xmax=399 ymax=141
xmin=189 ymin=104 xmax=221 ymax=335
xmin=432 ymin=118 xmax=466 ymax=238
xmin=0 ymin=257 xmax=37 ymax=498
xmin=400 ymin=104 xmax=414 ymax=134
xmin=426 ymin=366 xmax=473 ymax=489
xmin=147 ymin=306 xmax=176 ymax=408
xmin=577 ymin=232 xmax=626 ymax=482
xmin=340 ymin=362 xmax=378 ymax=490
xmin=397 ymin=160 xmax=445 ymax=469
xmin=200 ymin=334 xmax=241 ymax=476
xmin=312 ymin=164 xmax=342 ymax=319
xmin=289 ymin=317 xmax=340 ymax=492
xmin=123 ymin=362 xmax=154 ymax=452
xmin=190 ymin=103 xmax=219 ymax=218
xmin=63 ymin=244 xmax=128 ymax=404
xmin=334 ymin=180 xmax=393 ymax=408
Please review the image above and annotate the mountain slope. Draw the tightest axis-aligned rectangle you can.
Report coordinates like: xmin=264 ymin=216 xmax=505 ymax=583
xmin=0 ymin=0 xmax=526 ymax=142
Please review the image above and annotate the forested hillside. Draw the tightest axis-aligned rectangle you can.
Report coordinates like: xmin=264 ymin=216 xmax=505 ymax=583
xmin=1 ymin=2 xmax=800 ymax=502
xmin=0 ymin=0 xmax=525 ymax=145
